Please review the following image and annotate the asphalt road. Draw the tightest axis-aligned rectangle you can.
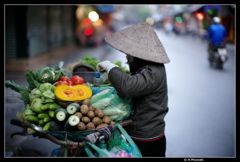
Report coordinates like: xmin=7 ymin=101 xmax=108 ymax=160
xmin=156 ymin=30 xmax=235 ymax=157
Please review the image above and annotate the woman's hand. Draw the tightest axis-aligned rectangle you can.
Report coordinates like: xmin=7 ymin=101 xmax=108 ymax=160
xmin=96 ymin=60 xmax=117 ymax=73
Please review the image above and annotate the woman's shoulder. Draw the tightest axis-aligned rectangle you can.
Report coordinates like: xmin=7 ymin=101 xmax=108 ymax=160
xmin=136 ymin=64 xmax=165 ymax=78
xmin=146 ymin=63 xmax=165 ymax=72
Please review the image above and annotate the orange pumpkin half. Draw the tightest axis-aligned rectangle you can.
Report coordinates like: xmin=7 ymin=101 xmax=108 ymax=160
xmin=55 ymin=84 xmax=92 ymax=101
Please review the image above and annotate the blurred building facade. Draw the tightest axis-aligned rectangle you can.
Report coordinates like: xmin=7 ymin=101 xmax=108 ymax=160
xmin=5 ymin=5 xmax=76 ymax=59
xmin=5 ymin=5 xmax=115 ymax=55
xmin=5 ymin=4 xmax=235 ymax=60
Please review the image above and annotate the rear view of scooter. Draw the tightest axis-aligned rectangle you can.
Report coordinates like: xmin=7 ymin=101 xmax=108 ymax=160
xmin=209 ymin=45 xmax=228 ymax=70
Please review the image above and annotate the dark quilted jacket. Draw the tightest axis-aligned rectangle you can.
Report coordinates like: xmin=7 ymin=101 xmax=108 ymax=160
xmin=108 ymin=64 xmax=169 ymax=139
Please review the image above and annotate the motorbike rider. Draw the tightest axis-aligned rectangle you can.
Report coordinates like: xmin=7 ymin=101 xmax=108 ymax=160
xmin=207 ymin=16 xmax=227 ymax=61
xmin=96 ymin=23 xmax=170 ymax=157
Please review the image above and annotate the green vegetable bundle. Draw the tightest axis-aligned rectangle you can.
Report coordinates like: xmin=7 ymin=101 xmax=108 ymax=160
xmin=6 ymin=61 xmax=67 ymax=104
xmin=5 ymin=62 xmax=67 ymax=132
xmin=17 ymin=102 xmax=60 ymax=130
xmin=13 ymin=82 xmax=61 ymax=132
xmin=79 ymin=56 xmax=100 ymax=71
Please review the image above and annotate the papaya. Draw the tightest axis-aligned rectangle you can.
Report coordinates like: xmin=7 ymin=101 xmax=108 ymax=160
xmin=54 ymin=84 xmax=92 ymax=102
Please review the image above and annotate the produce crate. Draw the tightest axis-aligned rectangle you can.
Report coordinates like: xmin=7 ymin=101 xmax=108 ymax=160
xmin=11 ymin=118 xmax=132 ymax=144
xmin=46 ymin=119 xmax=131 ymax=142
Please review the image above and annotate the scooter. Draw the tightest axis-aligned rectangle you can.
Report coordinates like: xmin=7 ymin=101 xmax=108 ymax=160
xmin=208 ymin=45 xmax=228 ymax=70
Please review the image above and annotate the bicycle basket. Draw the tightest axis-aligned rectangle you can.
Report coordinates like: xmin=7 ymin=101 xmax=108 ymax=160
xmin=47 ymin=129 xmax=98 ymax=142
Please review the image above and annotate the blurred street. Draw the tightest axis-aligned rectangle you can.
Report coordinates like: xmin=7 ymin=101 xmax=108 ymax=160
xmin=4 ymin=4 xmax=235 ymax=158
xmin=157 ymin=30 xmax=235 ymax=157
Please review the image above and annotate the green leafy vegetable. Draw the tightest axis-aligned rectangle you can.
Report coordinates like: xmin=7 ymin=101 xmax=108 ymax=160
xmin=29 ymin=88 xmax=42 ymax=99
xmin=24 ymin=107 xmax=36 ymax=116
xmin=79 ymin=56 xmax=130 ymax=74
xmin=25 ymin=70 xmax=40 ymax=89
xmin=35 ymin=61 xmax=67 ymax=83
xmin=39 ymin=83 xmax=55 ymax=93
xmin=35 ymin=67 xmax=56 ymax=83
xmin=52 ymin=61 xmax=68 ymax=80
xmin=79 ymin=56 xmax=100 ymax=70
xmin=5 ymin=80 xmax=30 ymax=104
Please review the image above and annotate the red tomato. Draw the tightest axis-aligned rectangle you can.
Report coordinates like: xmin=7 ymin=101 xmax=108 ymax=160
xmin=55 ymin=80 xmax=68 ymax=86
xmin=67 ymin=80 xmax=73 ymax=86
xmin=60 ymin=76 xmax=69 ymax=81
xmin=71 ymin=75 xmax=85 ymax=85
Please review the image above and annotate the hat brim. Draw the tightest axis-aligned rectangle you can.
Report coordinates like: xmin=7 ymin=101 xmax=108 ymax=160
xmin=105 ymin=23 xmax=170 ymax=64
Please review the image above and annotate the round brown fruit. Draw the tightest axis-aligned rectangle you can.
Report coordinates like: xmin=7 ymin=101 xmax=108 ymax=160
xmin=82 ymin=116 xmax=90 ymax=123
xmin=83 ymin=99 xmax=91 ymax=106
xmin=74 ymin=112 xmax=83 ymax=119
xmin=92 ymin=117 xmax=102 ymax=126
xmin=87 ymin=111 xmax=95 ymax=119
xmin=95 ymin=109 xmax=104 ymax=118
xmin=86 ymin=122 xmax=95 ymax=130
xmin=88 ymin=105 xmax=95 ymax=111
xmin=102 ymin=116 xmax=111 ymax=124
xmin=80 ymin=105 xmax=89 ymax=115
xmin=78 ymin=122 xmax=86 ymax=131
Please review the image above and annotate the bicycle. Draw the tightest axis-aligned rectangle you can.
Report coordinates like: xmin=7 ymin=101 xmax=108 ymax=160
xmin=10 ymin=118 xmax=132 ymax=157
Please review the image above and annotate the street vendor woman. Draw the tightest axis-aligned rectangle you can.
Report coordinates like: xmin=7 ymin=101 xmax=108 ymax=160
xmin=96 ymin=22 xmax=170 ymax=157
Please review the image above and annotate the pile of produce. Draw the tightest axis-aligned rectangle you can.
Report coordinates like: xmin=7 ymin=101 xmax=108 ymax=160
xmin=5 ymin=61 xmax=128 ymax=134
xmin=61 ymin=99 xmax=115 ymax=131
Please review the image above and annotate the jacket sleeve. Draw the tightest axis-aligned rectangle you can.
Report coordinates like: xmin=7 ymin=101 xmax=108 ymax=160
xmin=108 ymin=66 xmax=161 ymax=98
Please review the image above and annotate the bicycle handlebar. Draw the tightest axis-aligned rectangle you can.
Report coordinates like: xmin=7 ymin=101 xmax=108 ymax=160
xmin=11 ymin=119 xmax=79 ymax=146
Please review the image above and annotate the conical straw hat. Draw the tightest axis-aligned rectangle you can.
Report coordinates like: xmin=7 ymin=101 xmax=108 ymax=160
xmin=105 ymin=22 xmax=170 ymax=64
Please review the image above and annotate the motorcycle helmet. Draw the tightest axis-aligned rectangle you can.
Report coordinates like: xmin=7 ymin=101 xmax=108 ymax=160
xmin=213 ymin=17 xmax=221 ymax=23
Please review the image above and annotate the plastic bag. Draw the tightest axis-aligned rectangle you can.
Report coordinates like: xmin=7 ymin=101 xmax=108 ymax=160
xmin=89 ymin=83 xmax=112 ymax=95
xmin=84 ymin=123 xmax=142 ymax=158
xmin=90 ymin=87 xmax=132 ymax=122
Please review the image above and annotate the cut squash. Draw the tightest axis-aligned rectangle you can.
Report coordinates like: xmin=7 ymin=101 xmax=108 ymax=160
xmin=55 ymin=84 xmax=92 ymax=101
